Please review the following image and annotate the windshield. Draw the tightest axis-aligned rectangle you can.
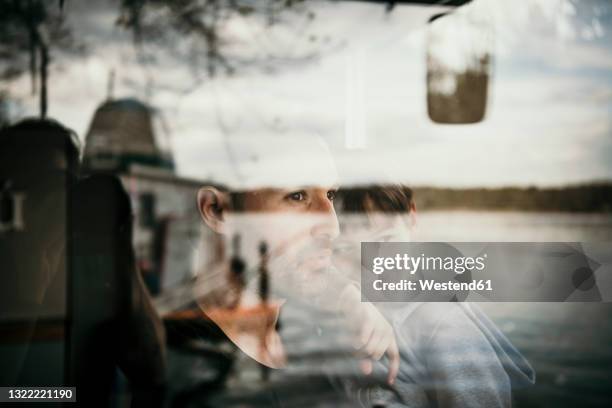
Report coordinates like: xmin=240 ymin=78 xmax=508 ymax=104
xmin=1 ymin=1 xmax=611 ymax=407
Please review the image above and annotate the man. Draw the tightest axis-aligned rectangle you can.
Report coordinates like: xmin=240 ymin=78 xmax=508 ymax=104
xmin=194 ymin=137 xmax=400 ymax=390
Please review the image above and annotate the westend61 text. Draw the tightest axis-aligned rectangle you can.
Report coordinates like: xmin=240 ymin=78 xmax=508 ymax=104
xmin=373 ymin=279 xmax=493 ymax=292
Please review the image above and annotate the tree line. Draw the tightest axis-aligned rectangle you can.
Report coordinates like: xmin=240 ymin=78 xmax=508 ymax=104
xmin=412 ymin=183 xmax=612 ymax=213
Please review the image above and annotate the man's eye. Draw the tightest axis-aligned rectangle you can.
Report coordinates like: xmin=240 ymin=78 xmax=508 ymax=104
xmin=286 ymin=191 xmax=306 ymax=202
xmin=327 ymin=190 xmax=337 ymax=201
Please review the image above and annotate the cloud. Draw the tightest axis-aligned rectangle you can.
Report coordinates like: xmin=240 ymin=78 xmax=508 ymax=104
xmin=3 ymin=0 xmax=611 ymax=188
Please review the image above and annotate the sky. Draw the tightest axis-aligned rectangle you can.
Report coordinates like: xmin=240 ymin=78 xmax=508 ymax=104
xmin=4 ymin=0 xmax=612 ymax=188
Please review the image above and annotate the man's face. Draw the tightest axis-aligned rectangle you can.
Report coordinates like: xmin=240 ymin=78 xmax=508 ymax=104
xmin=225 ymin=186 xmax=340 ymax=298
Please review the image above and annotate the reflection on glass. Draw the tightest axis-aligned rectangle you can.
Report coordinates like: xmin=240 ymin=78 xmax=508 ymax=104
xmin=427 ymin=8 xmax=493 ymax=124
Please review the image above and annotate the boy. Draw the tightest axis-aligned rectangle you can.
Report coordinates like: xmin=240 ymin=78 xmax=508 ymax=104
xmin=336 ymin=185 xmax=535 ymax=408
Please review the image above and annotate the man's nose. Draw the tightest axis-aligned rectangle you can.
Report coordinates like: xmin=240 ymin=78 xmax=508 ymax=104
xmin=310 ymin=197 xmax=340 ymax=241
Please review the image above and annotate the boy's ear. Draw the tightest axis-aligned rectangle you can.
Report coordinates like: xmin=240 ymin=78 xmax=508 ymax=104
xmin=410 ymin=202 xmax=417 ymax=227
xmin=197 ymin=187 xmax=230 ymax=234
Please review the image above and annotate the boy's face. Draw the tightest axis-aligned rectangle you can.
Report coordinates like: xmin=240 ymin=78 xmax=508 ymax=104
xmin=335 ymin=212 xmax=413 ymax=281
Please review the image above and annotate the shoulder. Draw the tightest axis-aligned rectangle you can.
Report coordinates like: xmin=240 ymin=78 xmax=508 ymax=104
xmin=395 ymin=303 xmax=472 ymax=332
xmin=393 ymin=303 xmax=489 ymax=353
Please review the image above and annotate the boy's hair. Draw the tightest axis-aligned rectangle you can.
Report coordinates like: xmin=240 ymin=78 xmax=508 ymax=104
xmin=340 ymin=185 xmax=414 ymax=214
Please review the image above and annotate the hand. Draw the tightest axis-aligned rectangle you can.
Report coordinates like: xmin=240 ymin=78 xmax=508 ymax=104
xmin=338 ymin=285 xmax=400 ymax=385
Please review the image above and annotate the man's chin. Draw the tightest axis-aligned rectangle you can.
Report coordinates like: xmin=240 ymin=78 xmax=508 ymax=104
xmin=268 ymin=251 xmax=338 ymax=301
xmin=308 ymin=256 xmax=333 ymax=272
xmin=295 ymin=267 xmax=336 ymax=304
xmin=302 ymin=274 xmax=328 ymax=295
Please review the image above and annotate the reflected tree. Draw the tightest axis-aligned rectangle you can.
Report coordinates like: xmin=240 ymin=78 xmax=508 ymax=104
xmin=115 ymin=0 xmax=328 ymax=92
xmin=0 ymin=0 xmax=81 ymax=118
xmin=0 ymin=0 xmax=326 ymax=116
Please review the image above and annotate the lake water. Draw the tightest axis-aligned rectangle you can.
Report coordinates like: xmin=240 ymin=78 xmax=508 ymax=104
xmin=415 ymin=211 xmax=612 ymax=407
xmin=413 ymin=211 xmax=612 ymax=242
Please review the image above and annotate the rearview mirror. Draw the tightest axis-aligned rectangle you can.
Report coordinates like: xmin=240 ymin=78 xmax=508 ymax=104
xmin=426 ymin=10 xmax=493 ymax=124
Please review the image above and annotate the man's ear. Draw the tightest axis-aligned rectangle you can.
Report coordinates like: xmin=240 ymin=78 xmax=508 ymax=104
xmin=197 ymin=187 xmax=229 ymax=234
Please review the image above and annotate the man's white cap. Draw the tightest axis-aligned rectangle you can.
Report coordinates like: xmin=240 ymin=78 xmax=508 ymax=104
xmin=200 ymin=136 xmax=338 ymax=190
